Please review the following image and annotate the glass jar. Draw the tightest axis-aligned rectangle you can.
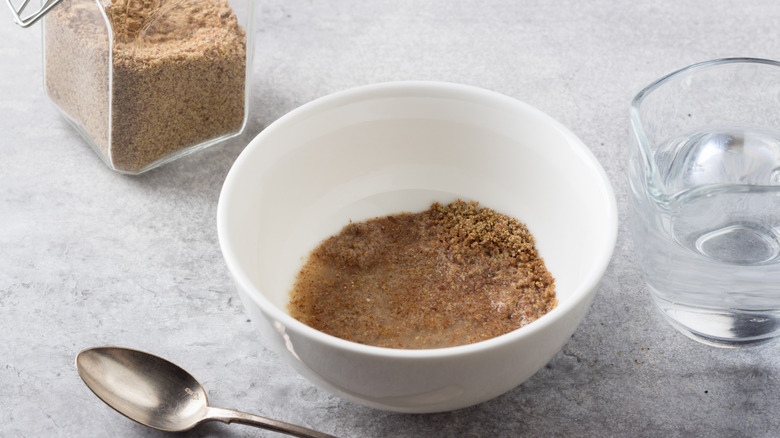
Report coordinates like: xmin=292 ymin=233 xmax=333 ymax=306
xmin=41 ymin=0 xmax=255 ymax=174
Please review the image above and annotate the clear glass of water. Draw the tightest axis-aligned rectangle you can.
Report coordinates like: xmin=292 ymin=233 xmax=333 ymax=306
xmin=629 ymin=58 xmax=780 ymax=347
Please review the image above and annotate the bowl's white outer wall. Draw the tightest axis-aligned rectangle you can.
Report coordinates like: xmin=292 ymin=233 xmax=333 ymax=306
xmin=218 ymin=82 xmax=618 ymax=413
xmin=233 ymin=277 xmax=595 ymax=413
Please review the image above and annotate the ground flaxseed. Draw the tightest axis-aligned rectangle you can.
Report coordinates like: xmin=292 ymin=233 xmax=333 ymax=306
xmin=44 ymin=0 xmax=247 ymax=173
xmin=288 ymin=200 xmax=558 ymax=349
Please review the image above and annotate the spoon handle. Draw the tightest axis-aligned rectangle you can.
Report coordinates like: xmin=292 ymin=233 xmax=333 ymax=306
xmin=205 ymin=407 xmax=338 ymax=438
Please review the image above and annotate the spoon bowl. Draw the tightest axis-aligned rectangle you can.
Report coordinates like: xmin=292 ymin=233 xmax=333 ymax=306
xmin=75 ymin=346 xmax=335 ymax=438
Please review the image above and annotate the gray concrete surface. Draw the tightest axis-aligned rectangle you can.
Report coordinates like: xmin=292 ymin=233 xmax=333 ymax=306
xmin=2 ymin=1 xmax=779 ymax=436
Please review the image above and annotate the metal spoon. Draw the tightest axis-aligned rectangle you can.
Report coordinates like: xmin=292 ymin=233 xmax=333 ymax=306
xmin=75 ymin=346 xmax=337 ymax=438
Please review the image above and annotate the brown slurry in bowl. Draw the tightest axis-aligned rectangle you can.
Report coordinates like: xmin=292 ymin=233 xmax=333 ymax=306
xmin=288 ymin=200 xmax=557 ymax=349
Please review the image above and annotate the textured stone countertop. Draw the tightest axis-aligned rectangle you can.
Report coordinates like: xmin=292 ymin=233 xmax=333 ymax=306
xmin=2 ymin=1 xmax=779 ymax=437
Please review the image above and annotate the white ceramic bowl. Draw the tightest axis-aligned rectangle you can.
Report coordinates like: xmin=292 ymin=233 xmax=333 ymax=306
xmin=217 ymin=81 xmax=617 ymax=413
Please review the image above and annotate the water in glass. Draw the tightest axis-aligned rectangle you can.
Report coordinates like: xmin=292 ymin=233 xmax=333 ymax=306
xmin=632 ymin=125 xmax=780 ymax=346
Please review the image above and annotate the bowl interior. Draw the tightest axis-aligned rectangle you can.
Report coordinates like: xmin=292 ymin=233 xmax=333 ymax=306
xmin=220 ymin=82 xmax=615 ymax=334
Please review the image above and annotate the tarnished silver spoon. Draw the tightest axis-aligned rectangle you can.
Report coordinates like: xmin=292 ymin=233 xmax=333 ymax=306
xmin=75 ymin=346 xmax=337 ymax=438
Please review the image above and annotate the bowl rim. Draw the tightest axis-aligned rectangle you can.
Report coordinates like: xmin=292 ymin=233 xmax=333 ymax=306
xmin=217 ymin=80 xmax=618 ymax=359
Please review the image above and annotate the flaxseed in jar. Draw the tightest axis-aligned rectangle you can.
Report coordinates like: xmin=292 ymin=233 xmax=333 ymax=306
xmin=43 ymin=0 xmax=254 ymax=174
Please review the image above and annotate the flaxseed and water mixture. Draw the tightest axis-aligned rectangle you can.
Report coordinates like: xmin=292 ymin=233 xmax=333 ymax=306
xmin=288 ymin=200 xmax=557 ymax=349
xmin=44 ymin=0 xmax=246 ymax=173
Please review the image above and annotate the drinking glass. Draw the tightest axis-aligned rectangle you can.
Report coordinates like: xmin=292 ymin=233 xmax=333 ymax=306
xmin=629 ymin=58 xmax=780 ymax=347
